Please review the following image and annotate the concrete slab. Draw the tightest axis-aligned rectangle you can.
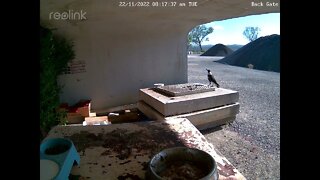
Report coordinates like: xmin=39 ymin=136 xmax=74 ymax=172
xmin=192 ymin=116 xmax=236 ymax=131
xmin=137 ymin=101 xmax=164 ymax=121
xmin=45 ymin=118 xmax=246 ymax=179
xmin=139 ymin=88 xmax=239 ymax=116
xmin=138 ymin=101 xmax=239 ymax=130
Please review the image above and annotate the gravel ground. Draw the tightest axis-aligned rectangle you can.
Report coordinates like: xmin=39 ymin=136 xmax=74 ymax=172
xmin=188 ymin=55 xmax=280 ymax=180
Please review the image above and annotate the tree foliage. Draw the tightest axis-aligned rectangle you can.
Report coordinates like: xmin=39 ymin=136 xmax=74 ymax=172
xmin=188 ymin=25 xmax=213 ymax=52
xmin=40 ymin=25 xmax=75 ymax=137
xmin=187 ymin=34 xmax=192 ymax=49
xmin=243 ymin=27 xmax=261 ymax=42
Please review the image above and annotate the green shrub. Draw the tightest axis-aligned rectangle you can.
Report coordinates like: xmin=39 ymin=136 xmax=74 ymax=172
xmin=40 ymin=25 xmax=75 ymax=137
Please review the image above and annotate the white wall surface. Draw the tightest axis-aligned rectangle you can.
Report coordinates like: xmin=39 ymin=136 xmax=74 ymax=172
xmin=41 ymin=0 xmax=279 ymax=111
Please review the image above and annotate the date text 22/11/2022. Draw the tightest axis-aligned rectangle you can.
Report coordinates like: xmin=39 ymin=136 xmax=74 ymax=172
xmin=118 ymin=1 xmax=198 ymax=7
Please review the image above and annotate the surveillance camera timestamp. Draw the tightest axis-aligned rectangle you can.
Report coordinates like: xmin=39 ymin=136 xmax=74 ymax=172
xmin=118 ymin=1 xmax=198 ymax=7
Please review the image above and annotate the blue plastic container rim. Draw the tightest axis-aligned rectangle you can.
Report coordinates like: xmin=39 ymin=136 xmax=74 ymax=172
xmin=40 ymin=138 xmax=72 ymax=155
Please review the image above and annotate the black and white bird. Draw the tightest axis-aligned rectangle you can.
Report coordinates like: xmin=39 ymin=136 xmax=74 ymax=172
xmin=206 ymin=69 xmax=220 ymax=88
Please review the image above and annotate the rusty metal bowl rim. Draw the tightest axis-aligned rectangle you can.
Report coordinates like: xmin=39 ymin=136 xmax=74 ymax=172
xmin=148 ymin=146 xmax=219 ymax=180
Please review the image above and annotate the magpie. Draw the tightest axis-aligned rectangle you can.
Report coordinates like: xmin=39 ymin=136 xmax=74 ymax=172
xmin=206 ymin=69 xmax=220 ymax=88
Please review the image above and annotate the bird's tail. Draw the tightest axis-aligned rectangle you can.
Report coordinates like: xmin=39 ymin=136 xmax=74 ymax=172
xmin=215 ymin=82 xmax=220 ymax=88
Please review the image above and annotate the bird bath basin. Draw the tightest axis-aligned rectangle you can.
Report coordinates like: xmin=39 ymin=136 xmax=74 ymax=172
xmin=154 ymin=83 xmax=215 ymax=97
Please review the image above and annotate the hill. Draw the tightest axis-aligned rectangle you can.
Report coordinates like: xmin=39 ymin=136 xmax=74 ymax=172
xmin=188 ymin=44 xmax=243 ymax=52
xmin=217 ymin=34 xmax=280 ymax=72
xmin=201 ymin=43 xmax=234 ymax=56
xmin=227 ymin=44 xmax=244 ymax=51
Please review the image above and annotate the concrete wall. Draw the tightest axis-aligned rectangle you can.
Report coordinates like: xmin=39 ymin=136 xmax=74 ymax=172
xmin=40 ymin=0 xmax=279 ymax=111
xmin=57 ymin=24 xmax=188 ymax=110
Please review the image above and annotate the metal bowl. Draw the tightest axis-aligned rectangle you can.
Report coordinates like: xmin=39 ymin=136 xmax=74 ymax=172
xmin=147 ymin=147 xmax=219 ymax=180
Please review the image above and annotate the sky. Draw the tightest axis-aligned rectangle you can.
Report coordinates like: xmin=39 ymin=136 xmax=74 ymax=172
xmin=200 ymin=13 xmax=280 ymax=45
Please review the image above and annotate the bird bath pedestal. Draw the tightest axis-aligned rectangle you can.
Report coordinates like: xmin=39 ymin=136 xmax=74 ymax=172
xmin=138 ymin=83 xmax=240 ymax=130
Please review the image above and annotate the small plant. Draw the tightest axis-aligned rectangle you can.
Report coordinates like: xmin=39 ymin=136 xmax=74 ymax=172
xmin=40 ymin=25 xmax=75 ymax=139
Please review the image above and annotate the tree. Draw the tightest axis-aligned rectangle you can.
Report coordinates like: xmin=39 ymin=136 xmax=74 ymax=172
xmin=188 ymin=25 xmax=213 ymax=52
xmin=243 ymin=27 xmax=261 ymax=42
xmin=187 ymin=34 xmax=192 ymax=50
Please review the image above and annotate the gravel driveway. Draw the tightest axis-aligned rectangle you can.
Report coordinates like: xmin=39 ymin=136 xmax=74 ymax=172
xmin=188 ymin=55 xmax=280 ymax=180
